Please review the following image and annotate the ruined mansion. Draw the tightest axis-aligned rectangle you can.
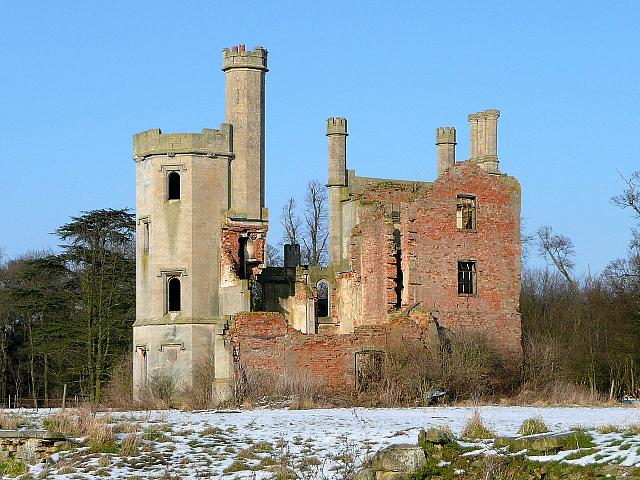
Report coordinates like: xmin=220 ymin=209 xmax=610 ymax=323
xmin=132 ymin=45 xmax=521 ymax=402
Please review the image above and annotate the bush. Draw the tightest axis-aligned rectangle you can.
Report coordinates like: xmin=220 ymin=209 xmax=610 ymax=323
xmin=103 ymin=352 xmax=133 ymax=409
xmin=462 ymin=410 xmax=494 ymax=439
xmin=518 ymin=416 xmax=549 ymax=436
xmin=357 ymin=326 xmax=519 ymax=405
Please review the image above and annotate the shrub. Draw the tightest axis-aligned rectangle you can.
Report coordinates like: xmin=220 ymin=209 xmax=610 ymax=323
xmin=462 ymin=410 xmax=494 ymax=439
xmin=103 ymin=352 xmax=133 ymax=410
xmin=518 ymin=416 xmax=549 ymax=436
xmin=120 ymin=433 xmax=141 ymax=456
xmin=0 ymin=412 xmax=21 ymax=430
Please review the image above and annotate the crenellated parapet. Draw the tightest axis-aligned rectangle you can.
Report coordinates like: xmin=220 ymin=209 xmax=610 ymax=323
xmin=326 ymin=117 xmax=348 ymax=136
xmin=222 ymin=45 xmax=268 ymax=72
xmin=133 ymin=124 xmax=233 ymax=161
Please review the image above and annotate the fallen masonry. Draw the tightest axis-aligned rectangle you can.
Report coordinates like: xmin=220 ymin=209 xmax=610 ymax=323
xmin=0 ymin=429 xmax=65 ymax=465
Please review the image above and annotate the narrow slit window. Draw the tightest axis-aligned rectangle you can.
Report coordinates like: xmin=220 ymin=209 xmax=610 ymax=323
xmin=458 ymin=261 xmax=476 ymax=295
xmin=143 ymin=222 xmax=150 ymax=254
xmin=168 ymin=277 xmax=181 ymax=311
xmin=168 ymin=171 xmax=181 ymax=200
xmin=456 ymin=195 xmax=476 ymax=229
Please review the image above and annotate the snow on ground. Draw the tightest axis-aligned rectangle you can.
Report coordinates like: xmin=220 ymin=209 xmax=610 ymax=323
xmin=13 ymin=406 xmax=640 ymax=479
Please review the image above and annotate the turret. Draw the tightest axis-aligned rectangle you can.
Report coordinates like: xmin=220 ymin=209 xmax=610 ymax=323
xmin=468 ymin=109 xmax=500 ymax=173
xmin=435 ymin=127 xmax=456 ymax=177
xmin=222 ymin=45 xmax=268 ymax=220
xmin=326 ymin=117 xmax=348 ymax=266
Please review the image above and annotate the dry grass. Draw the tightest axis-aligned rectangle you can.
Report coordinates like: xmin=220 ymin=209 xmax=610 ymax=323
xmin=235 ymin=370 xmax=325 ymax=408
xmin=0 ymin=411 xmax=21 ymax=429
xmin=43 ymin=406 xmax=114 ymax=447
xmin=518 ymin=416 xmax=549 ymax=436
xmin=120 ymin=433 xmax=141 ymax=456
xmin=462 ymin=410 xmax=495 ymax=439
xmin=513 ymin=380 xmax=608 ymax=406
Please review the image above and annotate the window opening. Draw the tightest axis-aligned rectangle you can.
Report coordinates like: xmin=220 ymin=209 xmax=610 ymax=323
xmin=317 ymin=280 xmax=329 ymax=318
xmin=458 ymin=261 xmax=476 ymax=295
xmin=393 ymin=229 xmax=403 ymax=309
xmin=168 ymin=277 xmax=181 ymax=311
xmin=168 ymin=171 xmax=180 ymax=200
xmin=456 ymin=195 xmax=476 ymax=229
xmin=239 ymin=236 xmax=249 ymax=279
xmin=143 ymin=221 xmax=150 ymax=254
xmin=137 ymin=347 xmax=148 ymax=385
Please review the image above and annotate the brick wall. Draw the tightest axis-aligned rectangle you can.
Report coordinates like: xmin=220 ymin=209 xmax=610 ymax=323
xmin=231 ymin=312 xmax=429 ymax=390
xmin=401 ymin=162 xmax=522 ymax=353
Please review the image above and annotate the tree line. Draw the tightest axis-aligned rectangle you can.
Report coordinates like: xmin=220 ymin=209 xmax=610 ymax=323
xmin=0 ymin=209 xmax=135 ymax=405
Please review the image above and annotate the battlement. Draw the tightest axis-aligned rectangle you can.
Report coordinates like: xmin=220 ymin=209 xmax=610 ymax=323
xmin=326 ymin=117 xmax=348 ymax=136
xmin=435 ymin=127 xmax=456 ymax=144
xmin=222 ymin=45 xmax=268 ymax=72
xmin=133 ymin=124 xmax=233 ymax=161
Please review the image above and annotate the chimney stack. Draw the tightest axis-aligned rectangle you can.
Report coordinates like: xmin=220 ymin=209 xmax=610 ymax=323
xmin=468 ymin=109 xmax=500 ymax=173
xmin=435 ymin=127 xmax=456 ymax=177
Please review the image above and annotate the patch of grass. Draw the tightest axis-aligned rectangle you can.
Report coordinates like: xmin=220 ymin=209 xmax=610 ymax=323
xmin=201 ymin=426 xmax=224 ymax=436
xmin=222 ymin=459 xmax=253 ymax=473
xmin=120 ymin=433 xmax=141 ymax=456
xmin=564 ymin=448 xmax=598 ymax=460
xmin=0 ymin=458 xmax=27 ymax=477
xmin=597 ymin=424 xmax=622 ymax=434
xmin=518 ymin=416 xmax=549 ymax=436
xmin=141 ymin=428 xmax=170 ymax=442
xmin=462 ymin=410 xmax=494 ymax=439
xmin=496 ymin=431 xmax=595 ymax=456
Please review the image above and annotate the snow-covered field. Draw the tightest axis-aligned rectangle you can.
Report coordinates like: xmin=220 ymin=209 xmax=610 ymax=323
xmin=14 ymin=406 xmax=640 ymax=479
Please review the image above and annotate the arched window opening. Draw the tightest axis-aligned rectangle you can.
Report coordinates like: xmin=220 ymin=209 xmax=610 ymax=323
xmin=168 ymin=171 xmax=181 ymax=200
xmin=168 ymin=277 xmax=181 ymax=312
xmin=317 ymin=280 xmax=329 ymax=318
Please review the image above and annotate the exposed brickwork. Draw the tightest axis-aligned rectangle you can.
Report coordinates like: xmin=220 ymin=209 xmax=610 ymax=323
xmin=400 ymin=162 xmax=521 ymax=353
xmin=231 ymin=312 xmax=429 ymax=390
xmin=220 ymin=222 xmax=267 ymax=286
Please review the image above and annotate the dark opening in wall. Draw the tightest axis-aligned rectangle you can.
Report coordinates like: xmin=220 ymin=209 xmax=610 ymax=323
xmin=393 ymin=229 xmax=403 ymax=309
xmin=239 ymin=236 xmax=249 ymax=279
xmin=317 ymin=280 xmax=329 ymax=318
xmin=458 ymin=260 xmax=476 ymax=295
xmin=355 ymin=350 xmax=384 ymax=392
xmin=168 ymin=171 xmax=181 ymax=200
xmin=168 ymin=277 xmax=181 ymax=311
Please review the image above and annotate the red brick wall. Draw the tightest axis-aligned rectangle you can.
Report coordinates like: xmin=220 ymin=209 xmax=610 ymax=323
xmin=231 ymin=312 xmax=429 ymax=390
xmin=401 ymin=162 xmax=521 ymax=352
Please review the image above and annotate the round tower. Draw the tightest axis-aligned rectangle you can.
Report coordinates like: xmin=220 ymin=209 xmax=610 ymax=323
xmin=222 ymin=45 xmax=268 ymax=221
xmin=326 ymin=117 xmax=348 ymax=266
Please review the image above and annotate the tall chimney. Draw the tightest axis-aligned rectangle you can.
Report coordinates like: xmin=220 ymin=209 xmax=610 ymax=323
xmin=326 ymin=117 xmax=348 ymax=266
xmin=468 ymin=109 xmax=500 ymax=173
xmin=435 ymin=127 xmax=456 ymax=177
xmin=468 ymin=113 xmax=478 ymax=160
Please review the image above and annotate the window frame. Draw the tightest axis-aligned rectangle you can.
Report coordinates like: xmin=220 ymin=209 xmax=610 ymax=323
xmin=456 ymin=194 xmax=477 ymax=231
xmin=160 ymin=164 xmax=186 ymax=201
xmin=457 ymin=260 xmax=477 ymax=296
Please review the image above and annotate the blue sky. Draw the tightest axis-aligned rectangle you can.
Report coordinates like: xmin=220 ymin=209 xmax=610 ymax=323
xmin=1 ymin=1 xmax=638 ymax=275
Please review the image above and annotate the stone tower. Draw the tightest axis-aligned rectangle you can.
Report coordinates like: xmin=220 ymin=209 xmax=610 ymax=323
xmin=132 ymin=45 xmax=268 ymax=398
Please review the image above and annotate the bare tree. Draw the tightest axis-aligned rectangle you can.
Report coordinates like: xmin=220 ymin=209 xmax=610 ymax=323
xmin=265 ymin=242 xmax=283 ymax=267
xmin=302 ymin=180 xmax=329 ymax=267
xmin=612 ymin=171 xmax=640 ymax=218
xmin=280 ymin=197 xmax=301 ymax=247
xmin=536 ymin=225 xmax=576 ymax=286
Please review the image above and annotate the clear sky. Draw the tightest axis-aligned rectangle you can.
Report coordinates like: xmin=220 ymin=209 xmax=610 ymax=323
xmin=1 ymin=1 xmax=638 ymax=275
